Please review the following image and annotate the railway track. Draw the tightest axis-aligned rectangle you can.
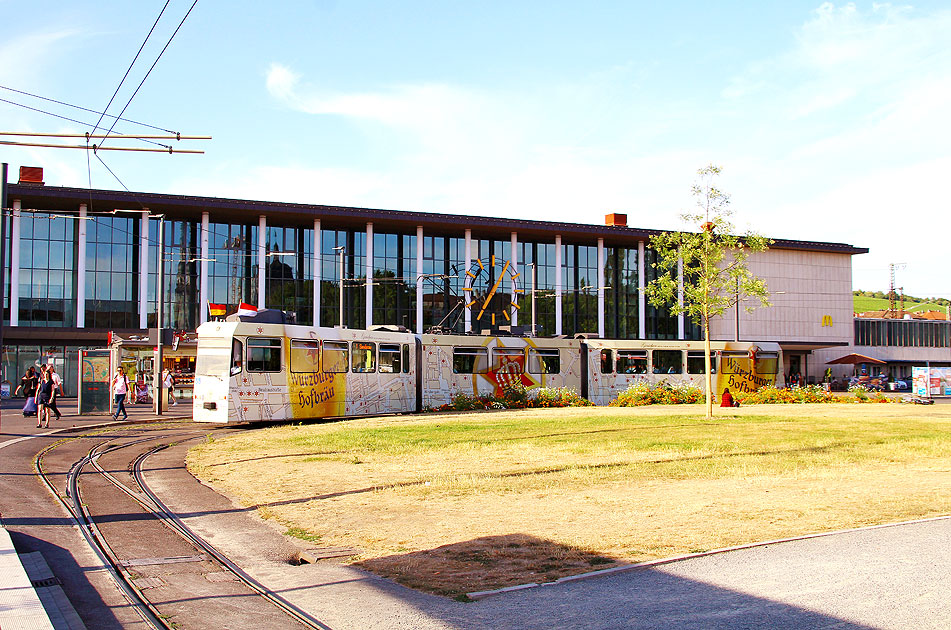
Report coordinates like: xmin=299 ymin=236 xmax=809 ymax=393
xmin=34 ymin=422 xmax=333 ymax=630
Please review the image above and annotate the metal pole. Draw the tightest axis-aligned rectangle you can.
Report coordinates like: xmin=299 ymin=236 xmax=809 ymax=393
xmin=530 ymin=262 xmax=537 ymax=336
xmin=734 ymin=276 xmax=740 ymax=342
xmin=0 ymin=163 xmax=7 ymax=386
xmin=335 ymin=246 xmax=345 ymax=327
xmin=155 ymin=216 xmax=165 ymax=415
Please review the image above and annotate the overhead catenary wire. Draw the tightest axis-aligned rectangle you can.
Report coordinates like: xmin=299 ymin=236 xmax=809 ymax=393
xmin=0 ymin=84 xmax=177 ymax=133
xmin=0 ymin=97 xmax=173 ymax=150
xmin=0 ymin=132 xmax=210 ymax=140
xmin=98 ymin=0 xmax=200 ymax=151
xmin=88 ymin=0 xmax=172 ymax=139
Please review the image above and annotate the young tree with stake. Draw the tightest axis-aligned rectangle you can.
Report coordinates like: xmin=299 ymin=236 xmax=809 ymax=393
xmin=646 ymin=165 xmax=772 ymax=418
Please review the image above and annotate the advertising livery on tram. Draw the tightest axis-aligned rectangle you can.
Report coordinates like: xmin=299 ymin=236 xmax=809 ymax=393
xmin=193 ymin=310 xmax=782 ymax=424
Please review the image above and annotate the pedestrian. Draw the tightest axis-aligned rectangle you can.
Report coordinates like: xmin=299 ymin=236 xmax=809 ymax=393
xmin=48 ymin=365 xmax=64 ymax=421
xmin=35 ymin=370 xmax=55 ymax=429
xmin=162 ymin=368 xmax=177 ymax=406
xmin=112 ymin=367 xmax=130 ymax=421
xmin=15 ymin=366 xmax=38 ymax=399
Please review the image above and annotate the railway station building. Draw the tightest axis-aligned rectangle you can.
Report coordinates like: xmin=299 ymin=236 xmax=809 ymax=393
xmin=2 ymin=167 xmax=874 ymax=395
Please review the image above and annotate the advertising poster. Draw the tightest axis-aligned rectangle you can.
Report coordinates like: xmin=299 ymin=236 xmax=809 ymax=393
xmin=716 ymin=344 xmax=779 ymax=395
xmin=912 ymin=367 xmax=951 ymax=397
xmin=287 ymin=338 xmax=344 ymax=418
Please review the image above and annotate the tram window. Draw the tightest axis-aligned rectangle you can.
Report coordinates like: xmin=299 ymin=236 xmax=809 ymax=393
xmin=402 ymin=344 xmax=410 ymax=374
xmin=719 ymin=351 xmax=748 ymax=374
xmin=754 ymin=352 xmax=779 ymax=375
xmin=528 ymin=348 xmax=560 ymax=374
xmin=379 ymin=343 xmax=400 ymax=373
xmin=352 ymin=342 xmax=376 ymax=373
xmin=230 ymin=339 xmax=243 ymax=376
xmin=322 ymin=341 xmax=349 ymax=373
xmin=600 ymin=349 xmax=614 ymax=374
xmin=652 ymin=350 xmax=683 ymax=374
xmin=687 ymin=351 xmax=713 ymax=374
xmin=247 ymin=337 xmax=282 ymax=372
xmin=453 ymin=347 xmax=488 ymax=374
xmin=290 ymin=340 xmax=320 ymax=373
xmin=494 ymin=347 xmax=525 ymax=373
xmin=617 ymin=350 xmax=648 ymax=374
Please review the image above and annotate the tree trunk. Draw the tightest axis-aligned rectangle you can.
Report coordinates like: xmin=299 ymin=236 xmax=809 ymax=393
xmin=704 ymin=320 xmax=713 ymax=419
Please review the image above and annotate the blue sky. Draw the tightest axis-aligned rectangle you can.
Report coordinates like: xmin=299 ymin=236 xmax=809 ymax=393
xmin=2 ymin=1 xmax=949 ymax=297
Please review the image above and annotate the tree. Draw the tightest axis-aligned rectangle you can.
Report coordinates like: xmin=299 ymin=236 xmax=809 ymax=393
xmin=646 ymin=165 xmax=772 ymax=419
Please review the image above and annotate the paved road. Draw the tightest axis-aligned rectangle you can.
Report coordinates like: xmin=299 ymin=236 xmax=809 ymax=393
xmin=2 ymin=398 xmax=950 ymax=629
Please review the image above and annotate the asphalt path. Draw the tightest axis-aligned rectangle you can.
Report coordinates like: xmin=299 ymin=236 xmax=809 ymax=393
xmin=2 ymin=397 xmax=950 ymax=629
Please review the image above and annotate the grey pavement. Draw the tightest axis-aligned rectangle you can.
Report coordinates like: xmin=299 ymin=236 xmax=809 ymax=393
xmin=2 ymin=397 xmax=950 ymax=629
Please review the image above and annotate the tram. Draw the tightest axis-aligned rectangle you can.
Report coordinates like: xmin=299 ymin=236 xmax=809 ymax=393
xmin=193 ymin=310 xmax=783 ymax=424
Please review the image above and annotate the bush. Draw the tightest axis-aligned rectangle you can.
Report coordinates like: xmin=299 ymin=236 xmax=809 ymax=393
xmin=609 ymin=382 xmax=704 ymax=406
xmin=529 ymin=387 xmax=594 ymax=408
xmin=499 ymin=381 xmax=529 ymax=409
xmin=738 ymin=385 xmax=837 ymax=405
xmin=736 ymin=384 xmax=894 ymax=404
xmin=424 ymin=386 xmax=593 ymax=412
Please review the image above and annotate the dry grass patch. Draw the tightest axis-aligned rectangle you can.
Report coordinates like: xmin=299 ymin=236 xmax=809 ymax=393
xmin=187 ymin=404 xmax=951 ymax=597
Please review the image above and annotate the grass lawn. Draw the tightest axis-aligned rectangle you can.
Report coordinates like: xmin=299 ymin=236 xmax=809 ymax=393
xmin=187 ymin=404 xmax=951 ymax=598
xmin=853 ymin=295 xmax=945 ymax=313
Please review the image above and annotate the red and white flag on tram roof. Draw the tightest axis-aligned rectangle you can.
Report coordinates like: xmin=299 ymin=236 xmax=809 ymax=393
xmin=237 ymin=302 xmax=258 ymax=317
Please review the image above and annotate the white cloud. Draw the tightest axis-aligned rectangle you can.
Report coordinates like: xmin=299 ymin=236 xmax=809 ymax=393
xmin=0 ymin=28 xmax=76 ymax=86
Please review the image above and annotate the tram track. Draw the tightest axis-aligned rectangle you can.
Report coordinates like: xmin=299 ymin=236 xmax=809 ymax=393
xmin=34 ymin=422 xmax=333 ymax=630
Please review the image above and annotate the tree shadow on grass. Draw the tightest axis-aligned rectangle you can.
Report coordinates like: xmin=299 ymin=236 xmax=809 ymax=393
xmin=355 ymin=533 xmax=620 ymax=599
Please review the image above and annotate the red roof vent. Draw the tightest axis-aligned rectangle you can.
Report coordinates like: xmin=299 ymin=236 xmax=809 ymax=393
xmin=605 ymin=213 xmax=627 ymax=227
xmin=19 ymin=166 xmax=44 ymax=185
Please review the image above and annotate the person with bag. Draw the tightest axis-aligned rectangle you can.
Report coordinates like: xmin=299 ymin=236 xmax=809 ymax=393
xmin=35 ymin=370 xmax=55 ymax=429
xmin=162 ymin=368 xmax=177 ymax=406
xmin=112 ymin=367 xmax=130 ymax=421
xmin=16 ymin=367 xmax=38 ymax=399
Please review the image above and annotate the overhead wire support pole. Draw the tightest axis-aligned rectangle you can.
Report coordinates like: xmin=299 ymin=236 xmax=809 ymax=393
xmin=155 ymin=215 xmax=165 ymax=416
xmin=0 ymin=163 xmax=6 ymax=389
xmin=0 ymin=140 xmax=204 ymax=154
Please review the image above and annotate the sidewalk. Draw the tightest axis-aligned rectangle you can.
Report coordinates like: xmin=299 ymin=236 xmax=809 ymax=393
xmin=1 ymin=395 xmax=193 ymax=427
xmin=0 ymin=396 xmax=191 ymax=629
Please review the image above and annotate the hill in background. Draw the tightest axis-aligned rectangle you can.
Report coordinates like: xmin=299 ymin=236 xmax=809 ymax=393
xmin=854 ymin=291 xmax=948 ymax=315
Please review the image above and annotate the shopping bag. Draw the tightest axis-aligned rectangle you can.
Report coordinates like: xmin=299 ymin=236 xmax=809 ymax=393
xmin=23 ymin=397 xmax=37 ymax=416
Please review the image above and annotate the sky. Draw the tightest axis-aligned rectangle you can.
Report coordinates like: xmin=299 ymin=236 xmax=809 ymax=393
xmin=1 ymin=1 xmax=949 ymax=298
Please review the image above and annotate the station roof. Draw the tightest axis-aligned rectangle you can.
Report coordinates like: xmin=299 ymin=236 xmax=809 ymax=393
xmin=8 ymin=183 xmax=869 ymax=255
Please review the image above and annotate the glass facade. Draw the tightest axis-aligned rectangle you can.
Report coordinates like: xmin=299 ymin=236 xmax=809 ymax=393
xmin=86 ymin=214 xmax=137 ymax=329
xmin=18 ymin=212 xmax=78 ymax=327
xmin=855 ymin=319 xmax=951 ymax=348
xmin=148 ymin=218 xmax=199 ymax=330
xmin=264 ymin=225 xmax=312 ymax=324
xmin=644 ymin=247 xmax=678 ymax=340
xmin=0 ymin=203 xmax=695 ymax=345
xmin=206 ymin=222 xmax=255 ymax=318
xmin=604 ymin=247 xmax=638 ymax=339
xmin=371 ymin=231 xmax=416 ymax=329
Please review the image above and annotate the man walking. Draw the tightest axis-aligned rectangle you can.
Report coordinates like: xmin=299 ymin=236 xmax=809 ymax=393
xmin=48 ymin=365 xmax=64 ymax=421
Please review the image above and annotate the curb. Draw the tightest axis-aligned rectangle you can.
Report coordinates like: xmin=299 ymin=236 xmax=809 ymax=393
xmin=466 ymin=513 xmax=951 ymax=601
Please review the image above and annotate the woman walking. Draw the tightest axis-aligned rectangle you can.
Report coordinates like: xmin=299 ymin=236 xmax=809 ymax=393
xmin=112 ymin=367 xmax=130 ymax=421
xmin=35 ymin=370 xmax=55 ymax=429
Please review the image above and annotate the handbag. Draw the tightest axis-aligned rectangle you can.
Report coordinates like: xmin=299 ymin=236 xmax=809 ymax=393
xmin=23 ymin=397 xmax=38 ymax=416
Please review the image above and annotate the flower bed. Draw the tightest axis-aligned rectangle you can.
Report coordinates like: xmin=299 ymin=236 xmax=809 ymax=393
xmin=425 ymin=383 xmax=593 ymax=412
xmin=608 ymin=382 xmax=704 ymax=406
